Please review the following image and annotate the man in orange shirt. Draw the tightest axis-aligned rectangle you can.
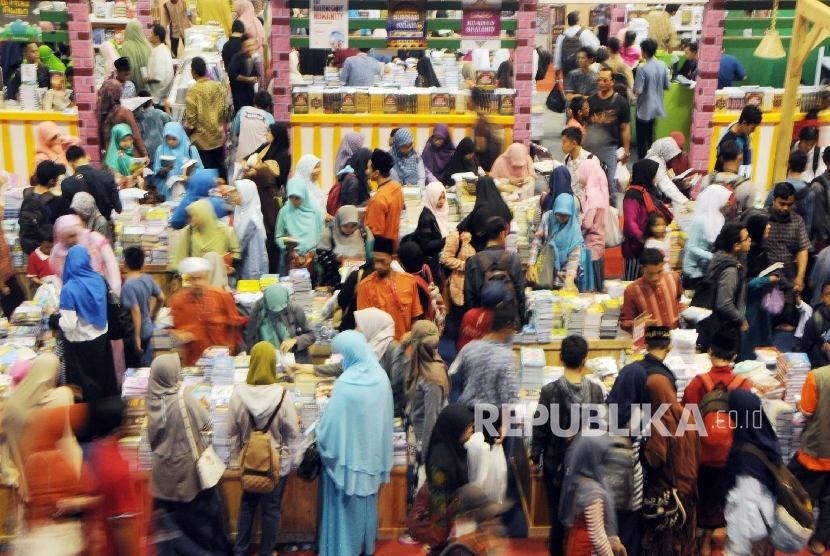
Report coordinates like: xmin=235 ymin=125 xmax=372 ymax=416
xmin=791 ymin=362 xmax=830 ymax=555
xmin=363 ymin=149 xmax=404 ymax=247
xmin=357 ymin=237 xmax=423 ymax=340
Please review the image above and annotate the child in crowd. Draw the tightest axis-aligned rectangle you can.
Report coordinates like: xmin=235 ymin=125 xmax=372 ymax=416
xmin=121 ymin=246 xmax=165 ymax=368
xmin=26 ymin=224 xmax=55 ymax=288
xmin=642 ymin=212 xmax=671 ymax=272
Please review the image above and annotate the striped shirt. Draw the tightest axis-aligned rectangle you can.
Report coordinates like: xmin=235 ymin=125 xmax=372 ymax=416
xmin=619 ymin=273 xmax=681 ymax=333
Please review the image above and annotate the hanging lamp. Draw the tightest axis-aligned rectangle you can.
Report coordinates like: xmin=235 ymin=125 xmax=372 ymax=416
xmin=755 ymin=0 xmax=787 ymax=59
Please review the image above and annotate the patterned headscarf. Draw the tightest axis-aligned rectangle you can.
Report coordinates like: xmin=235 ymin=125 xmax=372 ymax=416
xmin=334 ymin=132 xmax=365 ymax=175
xmin=391 ymin=128 xmax=420 ymax=185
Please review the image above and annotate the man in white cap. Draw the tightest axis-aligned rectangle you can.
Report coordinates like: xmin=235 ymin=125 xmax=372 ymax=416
xmin=169 ymin=257 xmax=247 ymax=365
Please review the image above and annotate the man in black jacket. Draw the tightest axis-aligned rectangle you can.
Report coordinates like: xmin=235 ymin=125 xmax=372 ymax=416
xmin=640 ymin=325 xmax=677 ymax=391
xmin=62 ymin=146 xmax=122 ymax=221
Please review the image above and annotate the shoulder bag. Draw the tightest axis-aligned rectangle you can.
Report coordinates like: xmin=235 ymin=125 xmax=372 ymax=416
xmin=104 ymin=280 xmax=134 ymax=340
xmin=178 ymin=389 xmax=226 ymax=489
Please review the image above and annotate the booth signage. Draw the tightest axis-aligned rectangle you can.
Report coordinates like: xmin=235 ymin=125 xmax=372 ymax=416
xmin=461 ymin=8 xmax=500 ymax=49
xmin=310 ymin=0 xmax=349 ymax=49
xmin=387 ymin=0 xmax=427 ymax=49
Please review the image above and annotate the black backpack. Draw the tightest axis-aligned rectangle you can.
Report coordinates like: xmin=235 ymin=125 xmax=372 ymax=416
xmin=476 ymin=251 xmax=518 ymax=315
xmin=560 ymin=29 xmax=584 ymax=77
xmin=535 ymin=47 xmax=552 ymax=81
xmin=19 ymin=188 xmax=54 ymax=255
xmin=690 ymin=257 xmax=738 ymax=351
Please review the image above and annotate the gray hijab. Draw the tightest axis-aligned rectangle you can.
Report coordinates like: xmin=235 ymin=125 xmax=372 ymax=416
xmin=330 ymin=205 xmax=367 ymax=254
xmin=558 ymin=432 xmax=617 ymax=534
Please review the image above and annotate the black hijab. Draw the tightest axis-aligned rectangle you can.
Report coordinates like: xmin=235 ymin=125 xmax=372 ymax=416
xmin=441 ymin=138 xmax=477 ymax=186
xmin=416 ymin=57 xmax=441 ymax=88
xmin=470 ymin=176 xmax=512 ymax=223
xmin=629 ymin=159 xmax=660 ymax=192
xmin=743 ymin=210 xmax=770 ymax=279
xmin=605 ymin=362 xmax=647 ymax=431
xmin=262 ymin=123 xmax=290 ymax=162
xmin=346 ymin=147 xmax=372 ymax=200
xmin=722 ymin=389 xmax=780 ymax=502
xmin=425 ymin=404 xmax=474 ymax=491
xmin=542 ymin=166 xmax=573 ymax=214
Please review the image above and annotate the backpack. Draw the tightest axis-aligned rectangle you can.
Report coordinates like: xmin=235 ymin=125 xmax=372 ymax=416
xmin=560 ymin=29 xmax=584 ymax=77
xmin=326 ymin=173 xmax=354 ymax=217
xmin=690 ymin=257 xmax=738 ymax=351
xmin=19 ymin=188 xmax=54 ymax=255
xmin=742 ymin=443 xmax=815 ymax=554
xmin=476 ymin=251 xmax=519 ymax=316
xmin=707 ymin=172 xmax=749 ymax=220
xmin=602 ymin=435 xmax=636 ymax=512
xmin=698 ymin=374 xmax=745 ymax=468
xmin=535 ymin=47 xmax=552 ymax=81
xmin=239 ymin=390 xmax=287 ymax=494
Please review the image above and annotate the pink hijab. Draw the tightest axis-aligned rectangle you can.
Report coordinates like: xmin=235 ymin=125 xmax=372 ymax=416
xmin=34 ymin=121 xmax=79 ymax=167
xmin=49 ymin=215 xmax=109 ymax=279
xmin=577 ymin=157 xmax=609 ymax=215
xmin=490 ymin=143 xmax=537 ymax=181
xmin=424 ymin=181 xmax=449 ymax=237
xmin=234 ymin=0 xmax=265 ymax=51
xmin=9 ymin=359 xmax=34 ymax=386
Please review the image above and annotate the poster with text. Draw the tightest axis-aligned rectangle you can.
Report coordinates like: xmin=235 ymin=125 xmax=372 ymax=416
xmin=461 ymin=8 xmax=501 ymax=51
xmin=310 ymin=0 xmax=349 ymax=50
xmin=1 ymin=0 xmax=38 ymax=32
xmin=387 ymin=0 xmax=426 ymax=49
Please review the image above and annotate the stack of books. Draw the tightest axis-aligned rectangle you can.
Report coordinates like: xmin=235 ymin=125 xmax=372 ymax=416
xmin=513 ymin=204 xmax=530 ymax=263
xmin=776 ymin=352 xmax=811 ymax=404
xmin=393 ymin=417 xmax=407 ymax=467
xmin=599 ymin=299 xmax=621 ymax=339
xmin=210 ymin=384 xmax=234 ymax=464
xmin=583 ymin=304 xmax=604 ymax=338
xmin=669 ymin=329 xmax=698 ymax=365
xmin=533 ymin=290 xmax=554 ymax=343
xmin=763 ymin=398 xmax=800 ymax=464
xmin=288 ymin=269 xmax=313 ymax=312
xmin=566 ymin=305 xmax=585 ymax=336
xmin=520 ymin=347 xmax=546 ymax=391
xmin=402 ymin=187 xmax=422 ymax=228
xmin=10 ymin=303 xmax=42 ymax=325
xmin=121 ymin=367 xmax=150 ymax=399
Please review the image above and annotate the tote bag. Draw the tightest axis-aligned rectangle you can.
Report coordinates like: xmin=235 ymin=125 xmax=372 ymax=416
xmin=178 ymin=390 xmax=225 ymax=489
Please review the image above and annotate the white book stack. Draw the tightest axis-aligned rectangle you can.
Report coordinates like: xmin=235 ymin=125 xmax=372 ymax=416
xmin=403 ymin=186 xmax=422 ymax=227
xmin=513 ymin=204 xmax=530 ymax=263
xmin=443 ymin=56 xmax=459 ymax=90
xmin=19 ymin=85 xmax=40 ymax=111
xmin=763 ymin=398 xmax=799 ymax=464
xmin=445 ymin=192 xmax=460 ymax=224
xmin=323 ymin=66 xmax=341 ymax=86
xmin=566 ymin=305 xmax=585 ymax=336
xmin=669 ymin=329 xmax=698 ymax=365
xmin=520 ymin=347 xmax=546 ymax=390
xmin=776 ymin=352 xmax=810 ymax=404
xmin=599 ymin=300 xmax=621 ymax=339
xmin=288 ymin=269 xmax=313 ymax=312
xmin=533 ymin=290 xmax=554 ymax=343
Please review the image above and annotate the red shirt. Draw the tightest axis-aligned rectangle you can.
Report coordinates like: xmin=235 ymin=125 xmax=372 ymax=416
xmin=680 ymin=365 xmax=751 ymax=406
xmin=88 ymin=437 xmax=140 ymax=556
xmin=457 ymin=308 xmax=493 ymax=351
xmin=27 ymin=248 xmax=54 ymax=279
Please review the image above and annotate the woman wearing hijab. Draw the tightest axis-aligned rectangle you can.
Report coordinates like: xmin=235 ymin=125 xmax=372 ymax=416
xmin=316 ymin=205 xmax=373 ymax=287
xmin=36 ymin=45 xmax=64 ymax=72
xmin=317 ymin=330 xmax=394 ymax=556
xmin=168 ymin=169 xmax=228 ymax=230
xmin=682 ymin=184 xmax=732 ymax=288
xmin=722 ymin=389 xmax=779 ymax=556
xmin=641 ymin=374 xmax=701 ymax=556
xmin=33 ymin=121 xmax=79 ymax=168
xmin=668 ymin=132 xmax=693 ymax=182
xmin=441 ymin=137 xmax=477 ymax=187
xmin=739 ymin=211 xmax=777 ymax=361
xmin=340 ymin=147 xmax=372 ymax=207
xmin=425 ymin=404 xmax=475 ymax=549
xmin=392 ymin=128 xmax=429 ymax=186
xmin=457 ymin=176 xmax=512 ymax=252
xmin=57 ymin=246 xmax=117 ymax=404
xmin=169 ymin=199 xmax=240 ymax=272
xmin=559 ymin=433 xmax=626 ymax=556
xmin=120 ymin=21 xmax=152 ymax=91
xmin=490 ymin=142 xmax=536 ymax=186
xmin=204 ymin=251 xmax=231 ymax=291
xmin=422 ymin=125 xmax=455 ymax=182
xmin=153 ymin=122 xmax=204 ymax=199
xmin=440 ymin=224 xmax=476 ymax=315
xmin=227 ymin=342 xmax=300 ymax=556
xmin=528 ymin=194 xmax=594 ymax=292
xmin=103 ymin=123 xmax=144 ymax=187
xmin=96 ymin=80 xmax=147 ymax=159
xmin=197 ymin=0 xmax=232 ymax=35
xmin=99 ymin=40 xmax=121 ymax=81
xmin=537 ymin=165 xmax=575 ymax=230
xmin=646 ymin=136 xmax=692 ymax=207
xmin=334 ymin=132 xmax=365 ymax=175
xmin=0 ymin=354 xmax=73 ymax=491
xmin=414 ymin=181 xmax=449 ymax=286
xmin=459 ymin=62 xmax=477 ymax=90
xmin=623 ymin=159 xmax=669 ymax=281
xmin=605 ymin=363 xmax=649 ymax=556
xmin=246 ymin=283 xmax=316 ymax=361
xmin=578 ymin=158 xmax=609 ymax=290
xmin=70 ymin=192 xmax=110 ymax=242
xmin=146 ymin=353 xmax=232 ymax=555
xmin=294 ymin=154 xmax=328 ymax=217
xmin=50 ymin=214 xmax=121 ymax=293
xmin=235 ymin=0 xmax=265 ymax=55
xmin=233 ymin=179 xmax=268 ymax=280
xmin=415 ymin=56 xmax=441 ymax=88
xmin=275 ymin=177 xmax=324 ymax=275
xmin=221 ymin=20 xmax=246 ymax=68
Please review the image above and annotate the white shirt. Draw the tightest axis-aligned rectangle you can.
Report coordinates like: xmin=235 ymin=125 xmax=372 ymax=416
xmin=147 ymin=44 xmax=175 ymax=104
xmin=59 ymin=310 xmax=108 ymax=342
xmin=554 ymin=25 xmax=601 ymax=71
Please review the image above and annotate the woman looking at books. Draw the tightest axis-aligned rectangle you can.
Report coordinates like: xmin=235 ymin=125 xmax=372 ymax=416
xmin=168 ymin=199 xmax=240 ymax=273
xmin=96 ymin=80 xmax=148 ymax=160
xmin=275 ymin=178 xmax=324 ymax=278
xmin=244 ymin=283 xmax=316 ymax=362
xmin=153 ymin=122 xmax=204 ymax=200
xmin=316 ymin=205 xmax=373 ymax=288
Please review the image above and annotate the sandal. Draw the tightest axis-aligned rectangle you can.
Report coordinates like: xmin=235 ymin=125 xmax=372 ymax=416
xmin=811 ymin=540 xmax=826 ymax=555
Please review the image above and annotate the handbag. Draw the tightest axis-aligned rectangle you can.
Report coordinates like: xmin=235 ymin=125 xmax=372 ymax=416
xmin=296 ymin=441 xmax=321 ymax=481
xmin=178 ymin=389 xmax=226 ymax=490
xmin=534 ymin=242 xmax=556 ymax=290
xmin=762 ymin=287 xmax=785 ymax=315
xmin=104 ymin=280 xmax=134 ymax=340
xmin=546 ymin=87 xmax=566 ymax=113
xmin=642 ymin=488 xmax=687 ymax=532
xmin=605 ymin=206 xmax=623 ymax=248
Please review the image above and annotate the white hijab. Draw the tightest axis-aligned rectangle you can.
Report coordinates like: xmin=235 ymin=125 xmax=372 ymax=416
xmin=693 ymin=184 xmax=733 ymax=243
xmin=354 ymin=308 xmax=396 ymax=360
xmin=295 ymin=154 xmax=325 ymax=212
xmin=233 ymin=179 xmax=265 ymax=241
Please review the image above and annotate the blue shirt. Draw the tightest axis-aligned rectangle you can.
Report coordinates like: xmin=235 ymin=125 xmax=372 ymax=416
xmin=121 ymin=274 xmax=162 ymax=340
xmin=340 ymin=53 xmax=384 ymax=87
xmin=634 ymin=58 xmax=671 ymax=121
xmin=718 ymin=54 xmax=746 ymax=89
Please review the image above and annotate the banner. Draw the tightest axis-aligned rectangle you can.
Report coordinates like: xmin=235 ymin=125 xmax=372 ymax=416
xmin=310 ymin=0 xmax=348 ymax=50
xmin=387 ymin=0 xmax=426 ymax=49
xmin=461 ymin=8 xmax=500 ymax=50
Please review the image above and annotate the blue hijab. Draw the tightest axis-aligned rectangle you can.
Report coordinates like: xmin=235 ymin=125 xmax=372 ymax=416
xmin=279 ymin=178 xmax=324 ymax=255
xmin=543 ymin=166 xmax=573 ymax=214
xmin=316 ymin=330 xmax=393 ymax=496
xmin=391 ymin=128 xmax=421 ymax=185
xmin=606 ymin=362 xmax=648 ymax=431
xmin=153 ymin=122 xmax=204 ymax=198
xmin=59 ymin=245 xmax=108 ymax=329
xmin=169 ymin=169 xmax=228 ymax=229
xmin=548 ymin=194 xmax=583 ymax=271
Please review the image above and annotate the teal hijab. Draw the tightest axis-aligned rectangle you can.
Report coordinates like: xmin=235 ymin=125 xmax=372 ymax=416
xmin=259 ymin=283 xmax=292 ymax=346
xmin=104 ymin=123 xmax=134 ymax=177
xmin=280 ymin=177 xmax=323 ymax=254
xmin=548 ymin=193 xmax=583 ymax=271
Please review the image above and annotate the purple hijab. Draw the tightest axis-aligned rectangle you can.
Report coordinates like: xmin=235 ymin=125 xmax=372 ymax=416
xmin=422 ymin=124 xmax=455 ymax=181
